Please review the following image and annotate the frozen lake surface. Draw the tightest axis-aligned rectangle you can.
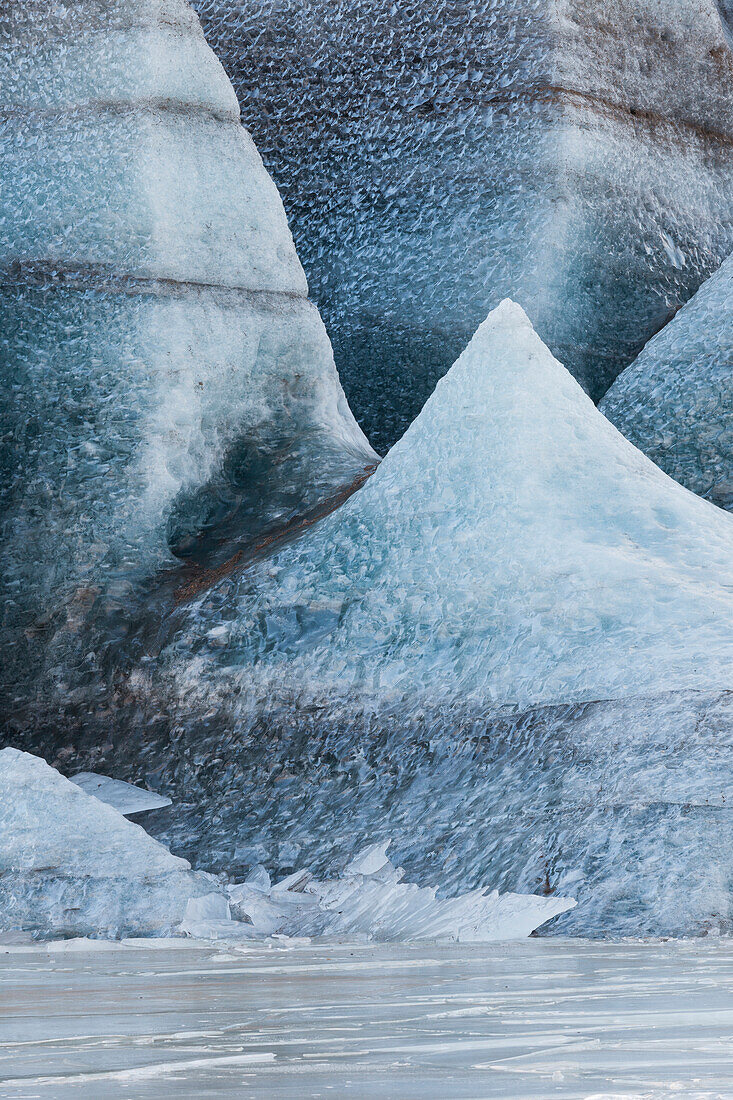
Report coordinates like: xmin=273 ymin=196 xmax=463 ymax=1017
xmin=1 ymin=937 xmax=732 ymax=1099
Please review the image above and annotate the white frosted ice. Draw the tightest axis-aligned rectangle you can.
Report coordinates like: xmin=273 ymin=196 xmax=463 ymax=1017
xmin=69 ymin=772 xmax=172 ymax=816
xmin=183 ymin=301 xmax=733 ymax=709
xmin=221 ymin=843 xmax=576 ymax=943
xmin=0 ymin=749 xmax=219 ymax=939
xmin=602 ymin=250 xmax=733 ymax=511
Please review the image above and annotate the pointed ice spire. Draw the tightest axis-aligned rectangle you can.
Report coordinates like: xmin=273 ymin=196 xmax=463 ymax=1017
xmin=601 ymin=251 xmax=733 ymax=511
xmin=195 ymin=301 xmax=733 ymax=709
xmin=0 ymin=0 xmax=376 ymax=669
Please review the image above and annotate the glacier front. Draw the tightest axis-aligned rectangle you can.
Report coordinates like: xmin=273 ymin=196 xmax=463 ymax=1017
xmin=195 ymin=0 xmax=733 ymax=448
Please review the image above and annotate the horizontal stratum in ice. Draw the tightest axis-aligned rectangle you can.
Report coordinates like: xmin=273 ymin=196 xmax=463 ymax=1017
xmin=0 ymin=749 xmax=218 ymax=939
xmin=0 ymin=0 xmax=376 ymax=684
xmin=601 ymin=251 xmax=733 ymax=512
xmin=194 ymin=0 xmax=733 ymax=447
xmin=124 ymin=303 xmax=733 ymax=937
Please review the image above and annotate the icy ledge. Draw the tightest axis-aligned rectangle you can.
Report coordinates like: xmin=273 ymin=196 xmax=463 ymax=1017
xmin=0 ymin=751 xmax=573 ymax=943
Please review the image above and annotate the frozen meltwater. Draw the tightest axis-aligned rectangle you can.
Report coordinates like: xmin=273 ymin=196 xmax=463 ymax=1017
xmin=0 ymin=749 xmax=218 ymax=939
xmin=194 ymin=0 xmax=733 ymax=448
xmin=602 ymin=250 xmax=733 ymax=511
xmin=179 ymin=301 xmax=733 ymax=710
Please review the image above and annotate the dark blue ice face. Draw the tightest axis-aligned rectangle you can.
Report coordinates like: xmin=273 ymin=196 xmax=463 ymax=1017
xmin=719 ymin=1 xmax=733 ymax=42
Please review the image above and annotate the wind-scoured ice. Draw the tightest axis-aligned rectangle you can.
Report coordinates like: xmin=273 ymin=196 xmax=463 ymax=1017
xmin=602 ymin=251 xmax=733 ymax=511
xmin=0 ymin=0 xmax=376 ymax=698
xmin=178 ymin=301 xmax=733 ymax=710
xmin=0 ymin=749 xmax=218 ymax=939
xmin=195 ymin=0 xmax=733 ymax=447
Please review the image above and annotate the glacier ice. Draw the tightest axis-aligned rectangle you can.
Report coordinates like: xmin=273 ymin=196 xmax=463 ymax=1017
xmin=194 ymin=0 xmax=733 ymax=448
xmin=601 ymin=251 xmax=733 ymax=511
xmin=27 ymin=303 xmax=730 ymax=938
xmin=0 ymin=0 xmax=376 ymax=698
xmin=223 ymin=843 xmax=576 ymax=943
xmin=0 ymin=748 xmax=219 ymax=939
xmin=175 ymin=301 xmax=733 ymax=710
xmin=70 ymin=772 xmax=172 ymax=816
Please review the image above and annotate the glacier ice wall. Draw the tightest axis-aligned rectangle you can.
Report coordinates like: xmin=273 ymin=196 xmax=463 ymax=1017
xmin=601 ymin=252 xmax=733 ymax=511
xmin=194 ymin=0 xmax=733 ymax=449
xmin=19 ymin=304 xmax=733 ymax=938
xmin=0 ymin=748 xmax=218 ymax=939
xmin=0 ymin=0 xmax=376 ymax=697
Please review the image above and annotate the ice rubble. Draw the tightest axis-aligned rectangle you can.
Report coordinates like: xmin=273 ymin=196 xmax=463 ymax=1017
xmin=195 ymin=0 xmax=733 ymax=447
xmin=0 ymin=750 xmax=574 ymax=943
xmin=0 ymin=0 xmax=376 ymax=687
xmin=0 ymin=749 xmax=218 ymax=939
xmin=70 ymin=772 xmax=172 ymax=816
xmin=180 ymin=301 xmax=733 ymax=710
xmin=181 ymin=842 xmax=576 ymax=942
xmin=601 ymin=251 xmax=733 ymax=511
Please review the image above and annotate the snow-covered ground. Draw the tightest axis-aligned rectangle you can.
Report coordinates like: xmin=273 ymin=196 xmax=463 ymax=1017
xmin=1 ymin=938 xmax=732 ymax=1098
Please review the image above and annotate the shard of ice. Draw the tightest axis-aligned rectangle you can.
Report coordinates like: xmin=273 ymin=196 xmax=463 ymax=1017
xmin=0 ymin=749 xmax=219 ymax=939
xmin=0 ymin=0 xmax=376 ymax=694
xmin=194 ymin=0 xmax=733 ymax=448
xmin=180 ymin=301 xmax=733 ymax=710
xmin=70 ymin=772 xmax=172 ymax=816
xmin=224 ymin=843 xmax=576 ymax=942
xmin=601 ymin=251 xmax=733 ymax=511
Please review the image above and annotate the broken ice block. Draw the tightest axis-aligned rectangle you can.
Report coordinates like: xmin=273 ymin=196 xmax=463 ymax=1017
xmin=601 ymin=251 xmax=733 ymax=511
xmin=70 ymin=772 xmax=172 ymax=816
xmin=0 ymin=749 xmax=219 ymax=939
xmin=195 ymin=0 xmax=733 ymax=448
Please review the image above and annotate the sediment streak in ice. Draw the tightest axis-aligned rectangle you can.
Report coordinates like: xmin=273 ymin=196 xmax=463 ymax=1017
xmin=602 ymin=251 xmax=733 ymax=511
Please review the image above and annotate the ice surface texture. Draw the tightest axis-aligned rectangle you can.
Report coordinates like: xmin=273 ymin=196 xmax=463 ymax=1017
xmin=176 ymin=302 xmax=733 ymax=710
xmin=0 ymin=0 xmax=376 ymax=689
xmin=194 ymin=0 xmax=733 ymax=449
xmin=602 ymin=251 xmax=733 ymax=511
xmin=0 ymin=749 xmax=216 ymax=939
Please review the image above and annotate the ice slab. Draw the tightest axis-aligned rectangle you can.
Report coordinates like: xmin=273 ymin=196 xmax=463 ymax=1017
xmin=181 ymin=300 xmax=733 ymax=710
xmin=0 ymin=749 xmax=218 ymax=939
xmin=70 ymin=772 xmax=172 ymax=816
xmin=195 ymin=0 xmax=733 ymax=448
xmin=0 ymin=0 xmax=376 ymax=697
xmin=601 ymin=250 xmax=733 ymax=511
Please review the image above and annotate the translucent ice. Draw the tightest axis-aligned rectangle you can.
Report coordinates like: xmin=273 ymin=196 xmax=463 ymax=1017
xmin=601 ymin=251 xmax=733 ymax=511
xmin=179 ymin=301 xmax=733 ymax=710
xmin=70 ymin=772 xmax=172 ymax=816
xmin=222 ymin=843 xmax=576 ymax=942
xmin=0 ymin=0 xmax=376 ymax=693
xmin=195 ymin=0 xmax=733 ymax=448
xmin=0 ymin=749 xmax=219 ymax=939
